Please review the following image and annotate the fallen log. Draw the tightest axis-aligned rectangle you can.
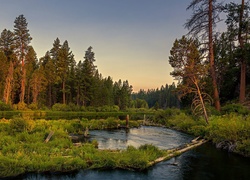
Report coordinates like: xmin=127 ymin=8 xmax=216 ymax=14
xmin=149 ymin=138 xmax=208 ymax=166
xmin=44 ymin=131 xmax=54 ymax=143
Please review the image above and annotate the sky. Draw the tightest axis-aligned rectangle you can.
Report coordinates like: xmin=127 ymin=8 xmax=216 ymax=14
xmin=0 ymin=0 xmax=241 ymax=92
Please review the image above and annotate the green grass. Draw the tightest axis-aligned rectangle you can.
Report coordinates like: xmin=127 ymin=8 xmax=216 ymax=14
xmin=0 ymin=117 xmax=160 ymax=178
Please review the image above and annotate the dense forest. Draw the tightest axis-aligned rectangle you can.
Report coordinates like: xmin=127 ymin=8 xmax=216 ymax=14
xmin=0 ymin=14 xmax=180 ymax=111
xmin=0 ymin=0 xmax=250 ymax=113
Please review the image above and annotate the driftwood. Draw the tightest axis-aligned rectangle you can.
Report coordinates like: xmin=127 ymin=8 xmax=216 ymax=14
xmin=44 ymin=131 xmax=54 ymax=143
xmin=149 ymin=137 xmax=208 ymax=166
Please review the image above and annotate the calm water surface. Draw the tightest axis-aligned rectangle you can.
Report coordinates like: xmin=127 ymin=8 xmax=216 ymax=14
xmin=20 ymin=126 xmax=249 ymax=180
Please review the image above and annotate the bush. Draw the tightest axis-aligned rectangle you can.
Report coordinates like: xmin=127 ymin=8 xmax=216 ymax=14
xmin=28 ymin=103 xmax=38 ymax=110
xmin=67 ymin=103 xmax=81 ymax=111
xmin=13 ymin=102 xmax=28 ymax=111
xmin=9 ymin=117 xmax=35 ymax=133
xmin=221 ymin=103 xmax=250 ymax=115
xmin=153 ymin=108 xmax=181 ymax=125
xmin=0 ymin=101 xmax=12 ymax=111
xmin=206 ymin=114 xmax=250 ymax=144
xmin=52 ymin=103 xmax=70 ymax=111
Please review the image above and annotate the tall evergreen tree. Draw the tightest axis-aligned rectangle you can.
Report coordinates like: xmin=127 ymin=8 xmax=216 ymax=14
xmin=0 ymin=51 xmax=8 ymax=100
xmin=82 ymin=46 xmax=96 ymax=106
xmin=13 ymin=14 xmax=32 ymax=103
xmin=25 ymin=46 xmax=37 ymax=104
xmin=0 ymin=29 xmax=16 ymax=104
xmin=40 ymin=52 xmax=56 ymax=107
xmin=57 ymin=40 xmax=74 ymax=104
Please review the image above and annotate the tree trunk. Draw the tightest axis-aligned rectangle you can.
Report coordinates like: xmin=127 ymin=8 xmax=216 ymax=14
xmin=3 ymin=62 xmax=14 ymax=104
xmin=239 ymin=0 xmax=246 ymax=103
xmin=77 ymin=84 xmax=80 ymax=106
xmin=27 ymin=83 xmax=30 ymax=104
xmin=49 ymin=83 xmax=52 ymax=108
xmin=20 ymin=56 xmax=26 ymax=103
xmin=194 ymin=80 xmax=209 ymax=124
xmin=32 ymin=76 xmax=38 ymax=104
xmin=209 ymin=0 xmax=221 ymax=111
xmin=62 ymin=81 xmax=66 ymax=104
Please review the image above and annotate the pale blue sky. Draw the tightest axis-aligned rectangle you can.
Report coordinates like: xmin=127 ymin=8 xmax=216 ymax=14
xmin=0 ymin=0 xmax=241 ymax=92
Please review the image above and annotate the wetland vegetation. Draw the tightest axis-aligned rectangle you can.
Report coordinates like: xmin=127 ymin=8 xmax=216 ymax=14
xmin=0 ymin=106 xmax=249 ymax=178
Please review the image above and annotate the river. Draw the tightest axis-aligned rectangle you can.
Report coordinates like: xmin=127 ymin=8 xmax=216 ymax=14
xmin=21 ymin=126 xmax=250 ymax=180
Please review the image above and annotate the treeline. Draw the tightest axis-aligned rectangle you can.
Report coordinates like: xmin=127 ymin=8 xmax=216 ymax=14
xmin=132 ymin=83 xmax=180 ymax=109
xmin=0 ymin=15 xmax=133 ymax=110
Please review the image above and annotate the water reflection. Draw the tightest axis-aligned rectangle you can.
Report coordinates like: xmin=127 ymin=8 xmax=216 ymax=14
xmin=89 ymin=126 xmax=193 ymax=150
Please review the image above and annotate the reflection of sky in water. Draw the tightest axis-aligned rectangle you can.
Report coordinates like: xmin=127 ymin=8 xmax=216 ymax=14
xmin=89 ymin=126 xmax=193 ymax=150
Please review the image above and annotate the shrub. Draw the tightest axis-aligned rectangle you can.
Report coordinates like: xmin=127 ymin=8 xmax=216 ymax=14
xmin=52 ymin=103 xmax=70 ymax=111
xmin=153 ymin=108 xmax=181 ymax=125
xmin=9 ymin=117 xmax=35 ymax=133
xmin=221 ymin=103 xmax=250 ymax=115
xmin=206 ymin=114 xmax=249 ymax=144
xmin=188 ymin=125 xmax=207 ymax=137
xmin=13 ymin=102 xmax=28 ymax=110
xmin=86 ymin=106 xmax=96 ymax=112
xmin=111 ymin=105 xmax=120 ymax=112
xmin=0 ymin=101 xmax=12 ymax=111
xmin=67 ymin=103 xmax=81 ymax=111
xmin=28 ymin=103 xmax=38 ymax=110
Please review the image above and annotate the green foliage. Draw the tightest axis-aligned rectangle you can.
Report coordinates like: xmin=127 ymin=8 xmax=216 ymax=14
xmin=13 ymin=102 xmax=28 ymax=110
xmin=9 ymin=117 xmax=35 ymax=133
xmin=0 ymin=156 xmax=25 ymax=177
xmin=221 ymin=104 xmax=250 ymax=115
xmin=52 ymin=103 xmax=70 ymax=111
xmin=205 ymin=114 xmax=250 ymax=156
xmin=28 ymin=103 xmax=38 ymax=110
xmin=0 ymin=112 xmax=249 ymax=178
xmin=153 ymin=108 xmax=181 ymax=125
xmin=0 ymin=101 xmax=12 ymax=111
xmin=132 ymin=83 xmax=179 ymax=109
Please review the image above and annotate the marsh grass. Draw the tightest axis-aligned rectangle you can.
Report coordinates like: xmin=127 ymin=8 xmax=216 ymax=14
xmin=0 ymin=117 xmax=158 ymax=178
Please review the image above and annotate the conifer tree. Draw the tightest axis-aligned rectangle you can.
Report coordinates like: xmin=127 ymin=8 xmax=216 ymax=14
xmin=13 ymin=14 xmax=32 ymax=103
xmin=25 ymin=46 xmax=37 ymax=104
xmin=82 ymin=46 xmax=96 ymax=106
xmin=0 ymin=29 xmax=16 ymax=104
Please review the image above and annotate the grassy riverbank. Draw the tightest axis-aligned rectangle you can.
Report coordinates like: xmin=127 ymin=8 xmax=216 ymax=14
xmin=148 ymin=107 xmax=250 ymax=157
xmin=0 ymin=117 xmax=166 ymax=178
xmin=0 ymin=106 xmax=249 ymax=178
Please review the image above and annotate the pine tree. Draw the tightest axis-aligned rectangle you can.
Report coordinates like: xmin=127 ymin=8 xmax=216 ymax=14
xmin=0 ymin=29 xmax=16 ymax=104
xmin=57 ymin=40 xmax=74 ymax=104
xmin=0 ymin=51 xmax=8 ymax=100
xmin=25 ymin=46 xmax=37 ymax=104
xmin=82 ymin=46 xmax=97 ymax=106
xmin=169 ymin=36 xmax=211 ymax=123
xmin=13 ymin=14 xmax=32 ymax=103
xmin=40 ymin=52 xmax=56 ymax=107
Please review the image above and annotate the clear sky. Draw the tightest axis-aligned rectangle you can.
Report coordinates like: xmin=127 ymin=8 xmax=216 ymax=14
xmin=0 ymin=0 xmax=240 ymax=92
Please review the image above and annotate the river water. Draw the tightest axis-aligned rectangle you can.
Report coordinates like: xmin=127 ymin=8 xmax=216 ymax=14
xmin=22 ymin=126 xmax=249 ymax=180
